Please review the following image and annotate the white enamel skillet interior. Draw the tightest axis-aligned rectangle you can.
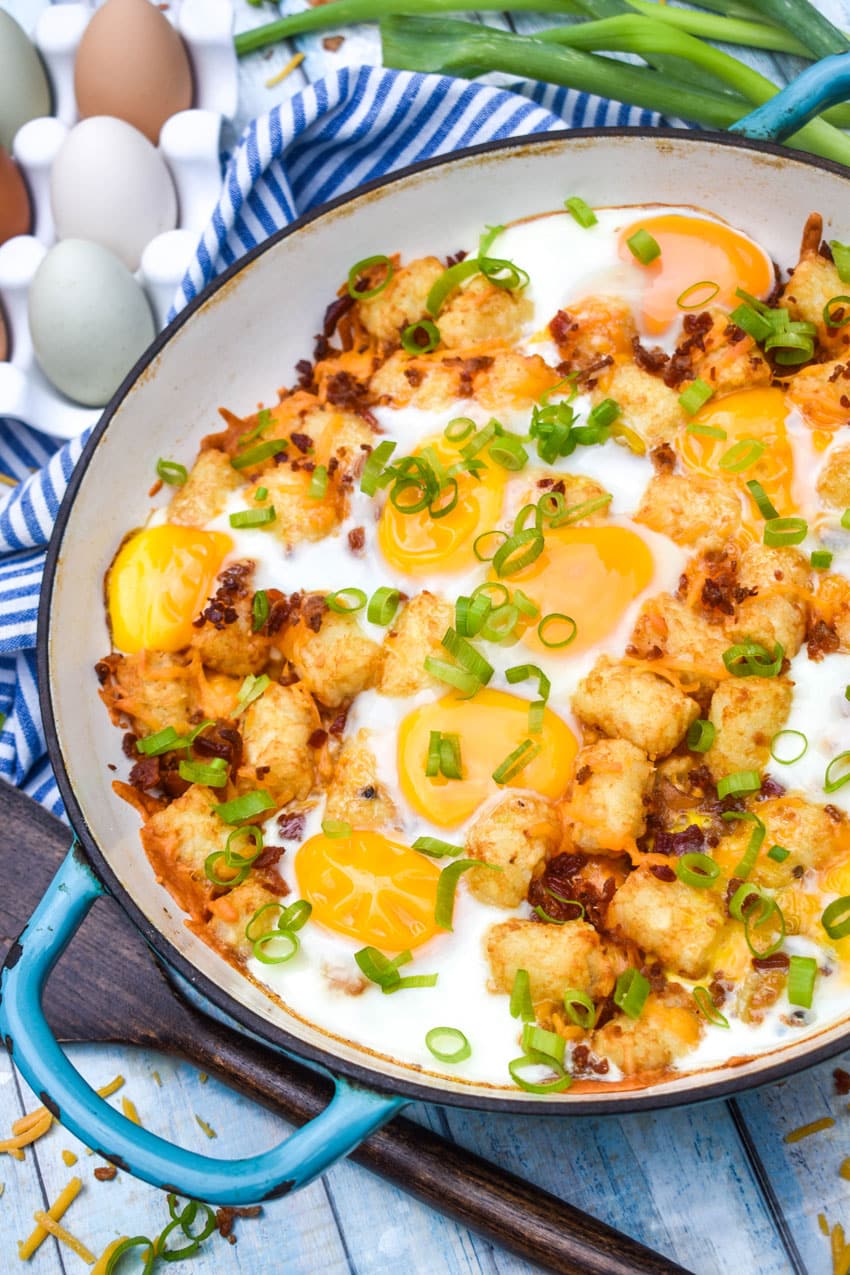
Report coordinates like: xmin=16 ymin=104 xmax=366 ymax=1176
xmin=38 ymin=128 xmax=850 ymax=1114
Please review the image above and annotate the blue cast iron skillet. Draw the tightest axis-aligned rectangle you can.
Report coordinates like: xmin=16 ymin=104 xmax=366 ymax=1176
xmin=4 ymin=57 xmax=850 ymax=1206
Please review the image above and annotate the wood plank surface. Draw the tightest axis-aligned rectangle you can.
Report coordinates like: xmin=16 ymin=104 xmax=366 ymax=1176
xmin=2 ymin=0 xmax=850 ymax=1270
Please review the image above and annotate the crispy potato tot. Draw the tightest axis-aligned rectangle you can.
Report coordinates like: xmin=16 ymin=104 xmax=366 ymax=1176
xmin=282 ymin=611 xmax=381 ymax=708
xmin=606 ymin=867 xmax=725 ymax=979
xmin=379 ymin=591 xmax=454 ymax=696
xmin=167 ymin=449 xmax=243 ymax=526
xmin=240 ymin=681 xmax=320 ymax=804
xmin=465 ymin=794 xmax=561 ymax=907
xmin=572 ymin=656 xmax=699 ymax=759
xmin=592 ymin=985 xmax=702 ymax=1074
xmin=324 ymin=729 xmax=400 ymax=831
xmin=565 ymin=739 xmax=653 ymax=855
xmin=486 ymin=918 xmax=617 ymax=1002
xmin=705 ymin=676 xmax=793 ymax=780
xmin=636 ymin=472 xmax=742 ymax=545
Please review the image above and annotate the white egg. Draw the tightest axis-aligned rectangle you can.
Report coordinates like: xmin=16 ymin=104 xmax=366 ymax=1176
xmin=50 ymin=116 xmax=178 ymax=271
xmin=29 ymin=239 xmax=155 ymax=407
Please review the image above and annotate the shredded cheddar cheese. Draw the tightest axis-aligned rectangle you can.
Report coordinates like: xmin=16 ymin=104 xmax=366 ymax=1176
xmin=120 ymin=1096 xmax=141 ymax=1126
xmin=62 ymin=1150 xmax=78 ymax=1167
xmin=265 ymin=50 xmax=305 ymax=88
xmin=18 ymin=1176 xmax=82 ymax=1260
xmin=92 ymin=1238 xmax=130 ymax=1275
xmin=32 ymin=1211 xmax=95 ymax=1265
xmin=783 ymin=1116 xmax=835 ymax=1143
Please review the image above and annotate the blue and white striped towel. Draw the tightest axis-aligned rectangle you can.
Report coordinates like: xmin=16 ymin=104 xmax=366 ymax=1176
xmin=0 ymin=66 xmax=668 ymax=817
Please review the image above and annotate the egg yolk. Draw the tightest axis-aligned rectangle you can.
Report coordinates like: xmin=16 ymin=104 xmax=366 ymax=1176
xmin=398 ymin=688 xmax=577 ymax=827
xmin=378 ymin=437 xmax=506 ymax=575
xmin=295 ymin=830 xmax=441 ymax=951
xmin=619 ymin=213 xmax=773 ymax=336
xmin=678 ymin=386 xmax=795 ymax=527
xmin=503 ymin=525 xmax=655 ymax=657
xmin=107 ymin=525 xmax=232 ymax=654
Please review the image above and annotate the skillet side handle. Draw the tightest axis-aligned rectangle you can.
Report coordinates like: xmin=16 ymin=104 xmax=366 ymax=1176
xmin=731 ymin=52 xmax=850 ymax=142
xmin=0 ymin=844 xmax=404 ymax=1204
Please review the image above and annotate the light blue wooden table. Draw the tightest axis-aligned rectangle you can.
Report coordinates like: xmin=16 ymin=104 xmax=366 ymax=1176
xmin=4 ymin=0 xmax=850 ymax=1270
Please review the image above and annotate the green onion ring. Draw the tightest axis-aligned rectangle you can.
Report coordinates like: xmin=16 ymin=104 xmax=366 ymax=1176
xmin=252 ymin=929 xmax=300 ymax=965
xmin=677 ymin=280 xmax=720 ymax=309
xmin=204 ymin=852 xmax=249 ymax=888
xmin=613 ymin=968 xmax=650 ymax=1019
xmin=824 ymin=296 xmax=850 ymax=328
xmin=510 ymin=968 xmax=534 ymax=1021
xmin=822 ymin=895 xmax=850 ymax=940
xmin=326 ymin=587 xmax=367 ymax=614
xmin=718 ymin=438 xmax=765 ymax=473
xmin=693 ymin=986 xmax=730 ymax=1028
xmin=507 ymin=1053 xmax=572 ymax=1094
xmin=770 ymin=729 xmax=808 ymax=765
xmin=224 ymin=824 xmax=264 ymax=867
xmin=562 ymin=988 xmax=595 ymax=1029
xmin=493 ymin=529 xmax=545 ymax=577
xmin=444 ymin=416 xmax=475 ymax=443
xmin=322 ymin=819 xmax=352 ymax=838
xmin=347 ymin=254 xmax=393 ymax=300
xmin=825 ymin=751 xmax=850 ymax=794
xmin=367 ymin=587 xmax=400 ymax=626
xmin=537 ymin=613 xmax=577 ymax=649
xmin=105 ymin=1236 xmax=156 ymax=1274
xmin=425 ymin=1026 xmax=472 ymax=1063
xmin=763 ymin=516 xmax=808 ymax=547
xmin=717 ymin=770 xmax=761 ymax=799
xmin=401 ymin=319 xmax=440 ymax=354
xmin=787 ymin=954 xmax=818 ymax=1008
xmin=675 ymin=852 xmax=720 ymax=889
xmin=686 ymin=718 xmax=715 ymax=753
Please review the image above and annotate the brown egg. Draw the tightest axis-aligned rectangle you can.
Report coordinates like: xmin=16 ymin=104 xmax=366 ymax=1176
xmin=0 ymin=145 xmax=30 ymax=246
xmin=0 ymin=304 xmax=7 ymax=362
xmin=74 ymin=0 xmax=193 ymax=145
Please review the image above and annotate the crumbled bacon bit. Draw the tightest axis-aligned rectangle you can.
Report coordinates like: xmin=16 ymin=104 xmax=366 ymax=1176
xmin=650 ymin=864 xmax=676 ymax=882
xmin=824 ymin=804 xmax=843 ymax=823
xmin=574 ymin=765 xmax=591 ymax=785
xmin=94 ymin=1166 xmax=118 ymax=1181
xmin=631 ymin=335 xmax=669 ymax=377
xmin=215 ymin=1205 xmax=262 ymax=1245
xmin=322 ymin=34 xmax=345 ymax=50
xmin=294 ymin=360 xmax=315 ymax=393
xmin=308 ymin=728 xmax=328 ymax=749
xmin=807 ymin=618 xmax=841 ymax=661
xmin=403 ymin=366 xmax=423 ymax=387
xmin=128 ymin=757 xmax=160 ymax=791
xmin=653 ymin=824 xmax=705 ymax=857
xmin=348 ymin=526 xmax=365 ymax=553
xmin=442 ymin=354 xmax=494 ymax=397
xmin=322 ymin=294 xmax=355 ymax=340
xmin=834 ymin=1067 xmax=850 ymax=1095
xmin=650 ymin=443 xmax=676 ymax=474
xmin=757 ymin=775 xmax=786 ymax=800
xmin=575 ymin=355 xmax=613 ymax=386
xmin=95 ymin=661 xmax=111 ymax=685
xmin=325 ymin=370 xmax=370 ymax=411
xmin=752 ymin=952 xmax=789 ymax=971
xmin=194 ymin=561 xmax=253 ymax=631
xmin=328 ymin=710 xmax=348 ymax=737
xmin=570 ymin=1045 xmax=610 ymax=1076
xmin=446 ymin=250 xmax=468 ymax=267
xmin=549 ymin=309 xmax=575 ymax=347
xmin=252 ymin=844 xmax=287 ymax=872
xmin=290 ymin=432 xmax=313 ymax=453
xmin=277 ymin=813 xmax=306 ymax=841
xmin=122 ymin=732 xmax=139 ymax=758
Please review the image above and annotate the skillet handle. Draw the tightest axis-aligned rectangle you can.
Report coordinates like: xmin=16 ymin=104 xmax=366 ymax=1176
xmin=0 ymin=844 xmax=404 ymax=1204
xmin=731 ymin=52 xmax=850 ymax=142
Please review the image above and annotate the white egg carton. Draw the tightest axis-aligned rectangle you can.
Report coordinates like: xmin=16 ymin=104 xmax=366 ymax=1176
xmin=0 ymin=0 xmax=237 ymax=441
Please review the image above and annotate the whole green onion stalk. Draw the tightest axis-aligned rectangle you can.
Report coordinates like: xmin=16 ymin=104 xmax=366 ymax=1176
xmin=380 ymin=16 xmax=850 ymax=166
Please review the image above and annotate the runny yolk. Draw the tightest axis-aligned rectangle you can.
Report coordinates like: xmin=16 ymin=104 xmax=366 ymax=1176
xmin=107 ymin=525 xmax=232 ymax=654
xmin=619 ymin=213 xmax=773 ymax=336
xmin=398 ymin=688 xmax=577 ymax=827
xmin=295 ymin=830 xmax=442 ymax=951
xmin=504 ymin=525 xmax=655 ymax=657
xmin=378 ymin=437 xmax=506 ymax=575
xmin=678 ymin=386 xmax=795 ymax=528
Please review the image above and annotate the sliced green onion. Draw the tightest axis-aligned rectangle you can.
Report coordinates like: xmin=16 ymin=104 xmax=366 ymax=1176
xmin=435 ymin=859 xmax=499 ymax=930
xmin=425 ymin=730 xmax=441 ymax=778
xmin=746 ymin=479 xmax=779 ymax=520
xmin=693 ymin=986 xmax=729 ymax=1028
xmin=722 ymin=639 xmax=784 ymax=677
xmin=214 ymin=790 xmax=275 ymax=824
xmin=105 ymin=1236 xmax=155 ymax=1273
xmin=528 ymin=700 xmax=545 ymax=735
xmin=230 ymin=507 xmax=276 ymax=528
xmin=422 ymin=657 xmax=481 ymax=697
xmin=564 ymin=196 xmax=597 ymax=228
xmin=686 ymin=718 xmax=715 ymax=753
xmin=492 ymin=529 xmax=544 ymax=578
xmin=412 ymin=836 xmax=464 ymax=858
xmin=473 ymin=529 xmax=508 ymax=562
xmin=677 ymin=280 xmax=720 ymax=310
xmin=204 ymin=851 xmax=248 ymax=887
xmin=825 ymin=751 xmax=850 ymax=793
xmin=426 ymin=258 xmax=480 ymax=316
xmin=253 ymin=930 xmax=299 ymax=964
xmin=723 ymin=811 xmax=766 ymax=880
xmin=136 ymin=726 xmax=182 ymax=757
xmin=455 ymin=593 xmax=491 ymax=638
xmin=812 ymin=550 xmax=834 ymax=570
xmin=522 ymin=1023 xmax=566 ymax=1066
xmin=386 ymin=973 xmax=439 ymax=993
xmin=686 ymin=423 xmax=727 ymax=439
xmin=717 ymin=770 xmax=761 ymax=799
xmin=360 ymin=440 xmax=397 ymax=496
xmin=843 ymin=509 xmax=850 ymax=531
xmin=281 ymin=899 xmax=313 ymax=933
xmin=479 ymin=257 xmax=529 ymax=292
xmin=679 ymin=378 xmax=714 ymax=416
xmin=626 ymin=228 xmax=661 ymax=265
xmin=224 ymin=825 xmax=263 ymax=867
xmin=326 ymin=587 xmax=367 ymax=614
xmin=235 ymin=672 xmax=270 ymax=714
xmin=729 ymin=302 xmax=774 ymax=343
xmin=538 ymin=613 xmax=577 ymax=649
xmin=830 ymin=241 xmax=850 ymax=284
xmin=507 ymin=1052 xmax=572 ymax=1094
xmin=441 ymin=628 xmax=494 ymax=684
xmin=547 ymin=494 xmax=613 ymax=528
xmin=185 ymin=720 xmax=215 ymax=750
xmin=308 ymin=465 xmax=328 ymax=499
xmin=676 ymin=852 xmax=720 ymax=889
xmin=613 ymin=968 xmax=650 ymax=1019
xmin=492 ymin=739 xmax=541 ymax=785
xmin=586 ymin=398 xmax=620 ymax=430
xmin=767 ymin=844 xmax=789 ymax=863
xmin=478 ymin=224 xmax=504 ymax=256
xmin=239 ymin=407 xmax=272 ymax=447
xmin=322 ymin=819 xmax=352 ymax=838
xmin=562 ymin=988 xmax=595 ymax=1030
xmin=510 ymin=968 xmax=534 ymax=1021
xmin=245 ymin=902 xmax=285 ymax=942
xmin=513 ymin=589 xmax=539 ymax=619
xmin=825 ymin=296 xmax=850 ymax=328
xmin=439 ymin=733 xmax=463 ymax=780
xmin=401 ymin=319 xmax=440 ymax=354
xmin=254 ymin=486 xmax=268 ymax=502
xmin=533 ymin=904 xmax=567 ymax=926
xmin=252 ymin=589 xmax=269 ymax=632
xmin=770 ymin=729 xmax=808 ymax=765
xmin=488 ymin=435 xmax=528 ymax=472
xmin=788 ymin=955 xmax=818 ymax=1008
xmin=471 ymin=581 xmax=510 ymax=607
xmin=506 ymin=663 xmax=551 ymax=702
xmin=347 ymin=254 xmax=393 ymax=300
xmin=480 ymin=602 xmax=520 ymax=643
xmin=179 ymin=758 xmax=227 ymax=787
xmin=425 ymin=1026 xmax=471 ymax=1063
xmin=823 ymin=896 xmax=850 ymax=940
xmin=367 ymin=587 xmax=400 ymax=626
xmin=444 ymin=416 xmax=475 ymax=442
xmin=156 ymin=458 xmax=188 ymax=486
xmin=729 ymin=884 xmax=786 ymax=958
xmin=718 ymin=438 xmax=765 ymax=473
xmin=355 ymin=946 xmax=411 ymax=990
xmin=231 ymin=438 xmax=289 ymax=470
xmin=764 ymin=516 xmax=808 ymax=547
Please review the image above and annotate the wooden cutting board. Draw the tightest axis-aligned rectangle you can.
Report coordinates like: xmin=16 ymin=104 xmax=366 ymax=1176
xmin=0 ymin=780 xmax=689 ymax=1275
